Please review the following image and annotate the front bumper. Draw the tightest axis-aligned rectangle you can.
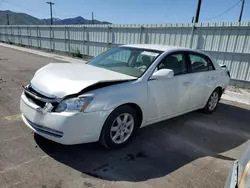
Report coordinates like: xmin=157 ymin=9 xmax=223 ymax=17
xmin=20 ymin=93 xmax=113 ymax=145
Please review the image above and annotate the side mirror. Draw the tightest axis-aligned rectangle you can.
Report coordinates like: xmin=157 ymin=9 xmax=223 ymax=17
xmin=150 ymin=69 xmax=174 ymax=80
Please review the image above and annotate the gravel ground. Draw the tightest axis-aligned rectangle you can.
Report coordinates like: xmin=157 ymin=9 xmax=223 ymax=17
xmin=0 ymin=46 xmax=250 ymax=188
xmin=227 ymin=85 xmax=250 ymax=94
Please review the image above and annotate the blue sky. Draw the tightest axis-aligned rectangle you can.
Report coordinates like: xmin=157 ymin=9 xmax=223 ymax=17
xmin=0 ymin=0 xmax=249 ymax=23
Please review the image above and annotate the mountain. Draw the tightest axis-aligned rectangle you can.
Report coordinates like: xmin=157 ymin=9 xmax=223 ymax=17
xmin=0 ymin=10 xmax=41 ymax=25
xmin=40 ymin=18 xmax=63 ymax=25
xmin=0 ymin=10 xmax=111 ymax=25
xmin=42 ymin=16 xmax=111 ymax=25
xmin=56 ymin=16 xmax=111 ymax=25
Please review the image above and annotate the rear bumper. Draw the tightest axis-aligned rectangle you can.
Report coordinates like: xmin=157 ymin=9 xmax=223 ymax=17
xmin=20 ymin=92 xmax=113 ymax=145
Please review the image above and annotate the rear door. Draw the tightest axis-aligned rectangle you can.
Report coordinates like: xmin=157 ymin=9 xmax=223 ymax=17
xmin=187 ymin=52 xmax=216 ymax=109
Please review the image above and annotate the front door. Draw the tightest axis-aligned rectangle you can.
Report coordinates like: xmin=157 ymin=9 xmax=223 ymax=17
xmin=147 ymin=52 xmax=192 ymax=122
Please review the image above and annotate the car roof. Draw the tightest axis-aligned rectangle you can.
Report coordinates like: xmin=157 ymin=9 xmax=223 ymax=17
xmin=120 ymin=44 xmax=220 ymax=69
xmin=121 ymin=44 xmax=191 ymax=52
xmin=121 ymin=44 xmax=218 ymax=64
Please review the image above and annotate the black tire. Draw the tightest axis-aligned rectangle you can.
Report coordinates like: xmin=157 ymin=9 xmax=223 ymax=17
xmin=203 ymin=88 xmax=220 ymax=114
xmin=99 ymin=105 xmax=139 ymax=149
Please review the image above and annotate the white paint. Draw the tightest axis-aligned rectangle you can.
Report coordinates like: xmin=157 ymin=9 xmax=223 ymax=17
xmin=141 ymin=51 xmax=159 ymax=57
xmin=150 ymin=69 xmax=174 ymax=80
xmin=122 ymin=44 xmax=187 ymax=52
xmin=20 ymin=46 xmax=230 ymax=145
xmin=31 ymin=63 xmax=136 ymax=98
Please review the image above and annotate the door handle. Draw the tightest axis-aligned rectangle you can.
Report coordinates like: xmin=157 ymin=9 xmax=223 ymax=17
xmin=183 ymin=82 xmax=190 ymax=86
xmin=211 ymin=77 xmax=216 ymax=81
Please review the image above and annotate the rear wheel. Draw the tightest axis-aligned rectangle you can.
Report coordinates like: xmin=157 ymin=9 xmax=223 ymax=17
xmin=203 ymin=89 xmax=220 ymax=114
xmin=100 ymin=105 xmax=139 ymax=149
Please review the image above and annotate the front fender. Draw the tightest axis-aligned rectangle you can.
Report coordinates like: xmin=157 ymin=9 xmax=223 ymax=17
xmin=105 ymin=95 xmax=143 ymax=111
xmin=85 ymin=81 xmax=148 ymax=119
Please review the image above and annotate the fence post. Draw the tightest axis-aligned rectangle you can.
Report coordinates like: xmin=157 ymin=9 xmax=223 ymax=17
xmin=189 ymin=23 xmax=196 ymax=49
xmin=64 ymin=26 xmax=67 ymax=52
xmin=5 ymin=26 xmax=7 ymax=42
xmin=225 ymin=22 xmax=233 ymax=53
xmin=84 ymin=26 xmax=89 ymax=55
xmin=232 ymin=22 xmax=241 ymax=53
xmin=36 ymin=26 xmax=40 ymax=48
xmin=17 ymin=26 xmax=20 ymax=44
xmin=49 ymin=26 xmax=52 ymax=51
xmin=83 ymin=26 xmax=87 ymax=55
xmin=67 ymin=26 xmax=70 ymax=52
xmin=0 ymin=27 xmax=1 ymax=41
xmin=216 ymin=22 xmax=224 ymax=52
xmin=244 ymin=23 xmax=250 ymax=81
xmin=9 ymin=26 xmax=11 ymax=43
xmin=27 ymin=26 xmax=30 ymax=47
xmin=209 ymin=23 xmax=216 ymax=51
xmin=39 ymin=27 xmax=42 ymax=48
xmin=82 ymin=26 xmax=86 ymax=55
xmin=52 ymin=26 xmax=55 ymax=51
xmin=0 ymin=27 xmax=2 ymax=42
xmin=20 ymin=26 xmax=23 ymax=45
xmin=139 ymin=26 xmax=144 ymax=43
xmin=107 ymin=26 xmax=112 ymax=49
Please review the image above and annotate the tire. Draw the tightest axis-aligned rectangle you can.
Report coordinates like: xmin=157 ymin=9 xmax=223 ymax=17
xmin=203 ymin=88 xmax=220 ymax=114
xmin=100 ymin=105 xmax=139 ymax=149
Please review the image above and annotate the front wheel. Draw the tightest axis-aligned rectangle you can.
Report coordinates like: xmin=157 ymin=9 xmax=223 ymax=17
xmin=100 ymin=105 xmax=139 ymax=149
xmin=203 ymin=89 xmax=220 ymax=114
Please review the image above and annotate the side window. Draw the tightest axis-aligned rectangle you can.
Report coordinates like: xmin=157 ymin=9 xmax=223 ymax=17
xmin=157 ymin=53 xmax=188 ymax=76
xmin=189 ymin=53 xmax=213 ymax=73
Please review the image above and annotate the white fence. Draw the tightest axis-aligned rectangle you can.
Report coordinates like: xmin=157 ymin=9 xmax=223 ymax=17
xmin=0 ymin=22 xmax=250 ymax=88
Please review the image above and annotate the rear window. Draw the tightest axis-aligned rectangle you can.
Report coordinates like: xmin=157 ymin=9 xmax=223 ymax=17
xmin=189 ymin=53 xmax=215 ymax=73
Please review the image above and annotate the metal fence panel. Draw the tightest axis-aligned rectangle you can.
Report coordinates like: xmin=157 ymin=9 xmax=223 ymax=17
xmin=0 ymin=22 xmax=250 ymax=87
xmin=40 ymin=38 xmax=50 ymax=49
xmin=40 ymin=27 xmax=50 ymax=38
xmin=21 ymin=37 xmax=29 ymax=46
xmin=20 ymin=27 xmax=28 ymax=36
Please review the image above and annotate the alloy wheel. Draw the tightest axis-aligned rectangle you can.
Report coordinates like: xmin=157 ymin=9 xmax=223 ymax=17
xmin=110 ymin=113 xmax=134 ymax=144
xmin=208 ymin=92 xmax=219 ymax=111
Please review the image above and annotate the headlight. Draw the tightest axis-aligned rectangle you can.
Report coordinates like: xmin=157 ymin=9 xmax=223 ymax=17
xmin=54 ymin=96 xmax=93 ymax=112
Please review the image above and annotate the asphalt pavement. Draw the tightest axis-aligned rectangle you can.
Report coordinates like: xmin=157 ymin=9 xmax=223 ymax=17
xmin=0 ymin=45 xmax=250 ymax=188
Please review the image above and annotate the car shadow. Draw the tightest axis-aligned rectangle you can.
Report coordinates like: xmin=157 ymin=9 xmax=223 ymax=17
xmin=35 ymin=101 xmax=250 ymax=182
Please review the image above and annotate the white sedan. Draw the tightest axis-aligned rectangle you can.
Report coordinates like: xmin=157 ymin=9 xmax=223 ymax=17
xmin=20 ymin=44 xmax=230 ymax=149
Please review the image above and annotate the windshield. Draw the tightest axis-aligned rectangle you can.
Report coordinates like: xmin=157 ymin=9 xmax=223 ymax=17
xmin=88 ymin=47 xmax=162 ymax=77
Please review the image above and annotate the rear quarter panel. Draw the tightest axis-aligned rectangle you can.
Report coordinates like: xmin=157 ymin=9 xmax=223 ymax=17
xmin=203 ymin=68 xmax=230 ymax=107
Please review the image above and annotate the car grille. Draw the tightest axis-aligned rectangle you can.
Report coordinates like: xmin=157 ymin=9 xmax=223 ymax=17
xmin=24 ymin=116 xmax=63 ymax=138
xmin=24 ymin=85 xmax=58 ymax=108
xmin=25 ymin=92 xmax=46 ymax=108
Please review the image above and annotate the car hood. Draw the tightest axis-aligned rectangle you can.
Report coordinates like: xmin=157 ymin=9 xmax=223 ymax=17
xmin=30 ymin=63 xmax=136 ymax=98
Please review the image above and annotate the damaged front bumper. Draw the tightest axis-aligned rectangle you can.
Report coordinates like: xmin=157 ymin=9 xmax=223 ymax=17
xmin=22 ymin=84 xmax=60 ymax=113
xmin=20 ymin=91 xmax=113 ymax=145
